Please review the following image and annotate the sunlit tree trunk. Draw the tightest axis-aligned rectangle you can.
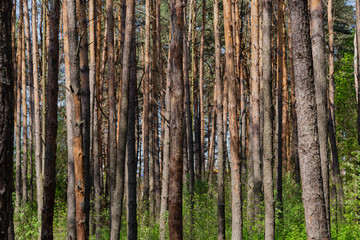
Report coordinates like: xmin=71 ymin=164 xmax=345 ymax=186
xmin=288 ymin=0 xmax=330 ymax=238
xmin=224 ymin=0 xmax=242 ymax=238
xmin=356 ymin=1 xmax=360 ymax=145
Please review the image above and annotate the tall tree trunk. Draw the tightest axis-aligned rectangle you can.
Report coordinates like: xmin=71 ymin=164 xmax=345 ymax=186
xmin=224 ymin=0 xmax=242 ymax=238
xmin=66 ymin=0 xmax=87 ymax=238
xmin=199 ymin=0 xmax=206 ymax=180
xmin=159 ymin=50 xmax=171 ymax=240
xmin=106 ymin=0 xmax=117 ymax=231
xmin=142 ymin=0 xmax=150 ymax=209
xmin=127 ymin=10 xmax=137 ymax=239
xmin=15 ymin=0 xmax=23 ymax=213
xmin=32 ymin=0 xmax=44 ymax=235
xmin=24 ymin=0 xmax=33 ymax=204
xmin=275 ymin=0 xmax=285 ymax=220
xmin=76 ymin=0 xmax=91 ymax=236
xmin=21 ymin=0 xmax=28 ymax=205
xmin=41 ymin=0 xmax=60 ymax=238
xmin=288 ymin=20 xmax=300 ymax=183
xmin=41 ymin=0 xmax=47 ymax=189
xmin=262 ymin=0 xmax=275 ymax=238
xmin=214 ymin=0 xmax=225 ymax=238
xmin=0 ymin=1 xmax=14 ymax=238
xmin=191 ymin=1 xmax=201 ymax=181
xmin=249 ymin=0 xmax=261 ymax=227
xmin=63 ymin=1 xmax=76 ymax=238
xmin=309 ymin=0 xmax=331 ymax=233
xmin=110 ymin=0 xmax=135 ymax=236
xmin=288 ymin=0 xmax=330 ymax=238
xmin=168 ymin=0 xmax=184 ymax=238
xmin=89 ymin=0 xmax=101 ymax=238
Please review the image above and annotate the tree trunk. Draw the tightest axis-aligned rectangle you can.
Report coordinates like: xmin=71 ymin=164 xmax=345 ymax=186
xmin=76 ymin=0 xmax=91 ymax=236
xmin=21 ymin=0 xmax=28 ymax=205
xmin=199 ymin=0 xmax=206 ymax=180
xmin=142 ymin=0 xmax=150 ymax=209
xmin=32 ymin=0 xmax=44 ymax=235
xmin=168 ymin=0 xmax=184 ymax=238
xmin=249 ymin=0 xmax=261 ymax=227
xmin=159 ymin=49 xmax=171 ymax=240
xmin=15 ymin=0 xmax=23 ymax=213
xmin=288 ymin=0 xmax=330 ymax=238
xmin=214 ymin=0 xmax=225 ymax=238
xmin=41 ymin=0 xmax=60 ymax=238
xmin=275 ymin=0 xmax=285 ymax=220
xmin=0 ymin=1 xmax=14 ymax=238
xmin=127 ymin=10 xmax=137 ymax=239
xmin=262 ymin=0 xmax=275 ymax=238
xmin=66 ymin=0 xmax=86 ymax=238
xmin=24 ymin=0 xmax=34 ymax=204
xmin=309 ymin=0 xmax=331 ymax=233
xmin=224 ymin=0 xmax=242 ymax=238
xmin=63 ymin=1 xmax=76 ymax=238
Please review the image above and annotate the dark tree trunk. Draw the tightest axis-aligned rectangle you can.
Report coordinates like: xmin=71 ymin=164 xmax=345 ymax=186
xmin=168 ymin=0 xmax=184 ymax=238
xmin=41 ymin=0 xmax=60 ymax=239
xmin=0 ymin=1 xmax=14 ymax=238
xmin=288 ymin=0 xmax=331 ymax=238
xmin=127 ymin=12 xmax=137 ymax=239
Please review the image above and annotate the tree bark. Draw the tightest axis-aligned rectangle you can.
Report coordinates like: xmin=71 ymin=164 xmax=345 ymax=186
xmin=75 ymin=0 xmax=91 ymax=236
xmin=66 ymin=0 xmax=86 ymax=238
xmin=127 ymin=10 xmax=137 ymax=239
xmin=168 ymin=0 xmax=184 ymax=238
xmin=142 ymin=0 xmax=150 ymax=209
xmin=0 ymin=1 xmax=14 ymax=238
xmin=199 ymin=0 xmax=206 ymax=180
xmin=214 ymin=0 xmax=225 ymax=238
xmin=224 ymin=0 xmax=242 ymax=238
xmin=41 ymin=0 xmax=60 ymax=238
xmin=288 ymin=0 xmax=331 ymax=238
xmin=21 ymin=0 xmax=28 ymax=205
xmin=32 ymin=0 xmax=44 ymax=236
xmin=262 ymin=0 xmax=275 ymax=238
xmin=63 ymin=1 xmax=76 ymax=238
xmin=110 ymin=0 xmax=134 ymax=237
xmin=249 ymin=0 xmax=261 ymax=227
xmin=309 ymin=0 xmax=331 ymax=233
xmin=15 ymin=0 xmax=23 ymax=213
xmin=275 ymin=0 xmax=285 ymax=220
